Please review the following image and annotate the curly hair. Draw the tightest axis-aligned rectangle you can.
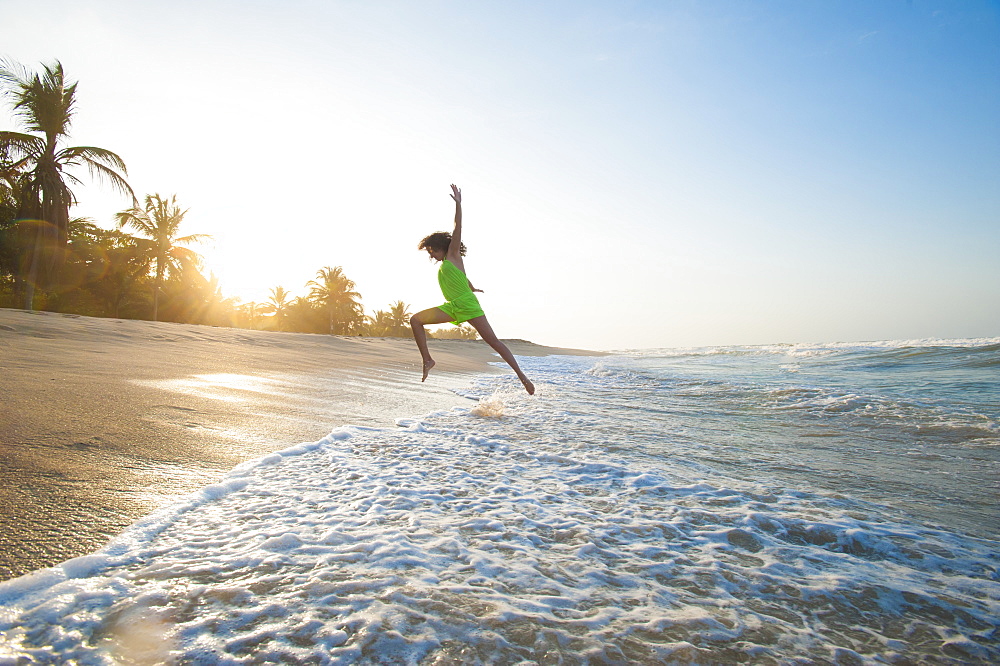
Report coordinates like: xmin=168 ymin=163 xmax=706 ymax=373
xmin=418 ymin=231 xmax=467 ymax=256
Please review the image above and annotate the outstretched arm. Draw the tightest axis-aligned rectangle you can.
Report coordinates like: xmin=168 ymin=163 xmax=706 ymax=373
xmin=447 ymin=184 xmax=463 ymax=265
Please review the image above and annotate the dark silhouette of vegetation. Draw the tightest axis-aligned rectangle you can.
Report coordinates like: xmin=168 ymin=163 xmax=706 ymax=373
xmin=430 ymin=323 xmax=480 ymax=339
xmin=0 ymin=60 xmax=134 ymax=309
xmin=115 ymin=193 xmax=208 ymax=321
xmin=307 ymin=266 xmax=364 ymax=335
xmin=367 ymin=300 xmax=412 ymax=337
xmin=260 ymin=286 xmax=292 ymax=331
xmin=0 ymin=59 xmax=478 ymax=340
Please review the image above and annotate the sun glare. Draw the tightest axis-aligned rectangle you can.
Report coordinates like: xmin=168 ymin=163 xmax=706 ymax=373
xmin=198 ymin=243 xmax=274 ymax=305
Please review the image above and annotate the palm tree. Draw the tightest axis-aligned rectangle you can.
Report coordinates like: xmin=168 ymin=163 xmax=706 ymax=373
xmin=115 ymin=193 xmax=208 ymax=321
xmin=366 ymin=309 xmax=394 ymax=336
xmin=237 ymin=301 xmax=264 ymax=330
xmin=387 ymin=300 xmax=413 ymax=337
xmin=260 ymin=286 xmax=292 ymax=331
xmin=0 ymin=60 xmax=134 ymax=309
xmin=307 ymin=266 xmax=363 ymax=335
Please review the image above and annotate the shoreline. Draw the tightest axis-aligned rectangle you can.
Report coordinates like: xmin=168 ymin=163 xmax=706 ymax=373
xmin=0 ymin=308 xmax=600 ymax=581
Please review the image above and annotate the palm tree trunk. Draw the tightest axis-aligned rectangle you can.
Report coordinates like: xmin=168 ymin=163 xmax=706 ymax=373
xmin=153 ymin=260 xmax=163 ymax=321
xmin=22 ymin=223 xmax=45 ymax=310
xmin=22 ymin=250 xmax=38 ymax=310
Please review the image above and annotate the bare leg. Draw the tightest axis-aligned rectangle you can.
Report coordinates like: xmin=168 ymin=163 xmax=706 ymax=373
xmin=410 ymin=308 xmax=454 ymax=381
xmin=467 ymin=315 xmax=535 ymax=395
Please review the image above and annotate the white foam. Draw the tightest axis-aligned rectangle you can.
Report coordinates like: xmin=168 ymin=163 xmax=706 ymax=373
xmin=2 ymin=355 xmax=997 ymax=664
xmin=469 ymin=392 xmax=506 ymax=418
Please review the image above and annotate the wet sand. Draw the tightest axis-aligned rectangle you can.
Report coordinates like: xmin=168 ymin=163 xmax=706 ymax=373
xmin=0 ymin=308 xmax=594 ymax=581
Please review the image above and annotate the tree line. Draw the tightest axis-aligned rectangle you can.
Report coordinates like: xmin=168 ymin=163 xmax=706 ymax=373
xmin=0 ymin=60 xmax=476 ymax=340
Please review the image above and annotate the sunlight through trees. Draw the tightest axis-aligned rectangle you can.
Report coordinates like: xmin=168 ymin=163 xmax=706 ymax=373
xmin=0 ymin=60 xmax=475 ymax=340
xmin=0 ymin=59 xmax=134 ymax=310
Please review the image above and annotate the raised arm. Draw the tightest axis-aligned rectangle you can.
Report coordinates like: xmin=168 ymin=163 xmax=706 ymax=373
xmin=447 ymin=184 xmax=464 ymax=266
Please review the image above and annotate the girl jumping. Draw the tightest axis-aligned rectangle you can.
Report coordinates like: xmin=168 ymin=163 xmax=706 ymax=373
xmin=410 ymin=184 xmax=535 ymax=395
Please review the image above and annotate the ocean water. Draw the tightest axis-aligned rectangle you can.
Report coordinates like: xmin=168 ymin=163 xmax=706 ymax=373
xmin=1 ymin=339 xmax=998 ymax=664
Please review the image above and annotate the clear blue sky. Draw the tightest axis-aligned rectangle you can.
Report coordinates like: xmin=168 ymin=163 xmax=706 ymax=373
xmin=3 ymin=0 xmax=997 ymax=349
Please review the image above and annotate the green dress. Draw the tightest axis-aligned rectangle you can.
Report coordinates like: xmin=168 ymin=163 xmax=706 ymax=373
xmin=437 ymin=259 xmax=485 ymax=325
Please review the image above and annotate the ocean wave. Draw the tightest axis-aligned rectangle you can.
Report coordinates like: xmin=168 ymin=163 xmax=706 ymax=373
xmin=2 ymin=413 xmax=998 ymax=664
xmin=573 ymin=340 xmax=1000 ymax=449
xmin=761 ymin=386 xmax=1000 ymax=444
xmin=617 ymin=337 xmax=1000 ymax=363
xmin=3 ymin=354 xmax=998 ymax=664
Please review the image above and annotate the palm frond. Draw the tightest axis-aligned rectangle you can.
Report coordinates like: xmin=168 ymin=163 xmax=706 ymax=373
xmin=170 ymin=245 xmax=203 ymax=268
xmin=0 ymin=131 xmax=45 ymax=161
xmin=56 ymin=146 xmax=134 ymax=201
xmin=174 ymin=233 xmax=211 ymax=245
xmin=59 ymin=145 xmax=128 ymax=174
xmin=59 ymin=169 xmax=87 ymax=190
xmin=115 ymin=209 xmax=156 ymax=236
xmin=0 ymin=58 xmax=31 ymax=101
xmin=83 ymin=159 xmax=134 ymax=200
xmin=19 ymin=61 xmax=76 ymax=140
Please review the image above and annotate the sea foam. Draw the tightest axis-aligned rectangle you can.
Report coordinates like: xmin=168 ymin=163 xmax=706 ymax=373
xmin=2 ymin=350 xmax=998 ymax=664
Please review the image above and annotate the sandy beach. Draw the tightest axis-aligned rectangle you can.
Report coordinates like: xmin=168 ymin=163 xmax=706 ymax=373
xmin=0 ymin=308 xmax=592 ymax=581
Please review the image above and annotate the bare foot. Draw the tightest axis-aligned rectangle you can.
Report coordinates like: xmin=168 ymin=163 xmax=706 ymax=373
xmin=422 ymin=359 xmax=435 ymax=382
xmin=521 ymin=378 xmax=535 ymax=395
